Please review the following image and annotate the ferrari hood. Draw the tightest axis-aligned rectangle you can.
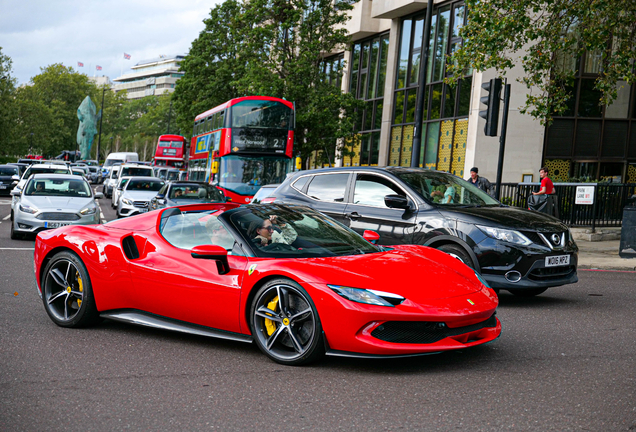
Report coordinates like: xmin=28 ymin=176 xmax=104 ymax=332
xmin=275 ymin=246 xmax=483 ymax=301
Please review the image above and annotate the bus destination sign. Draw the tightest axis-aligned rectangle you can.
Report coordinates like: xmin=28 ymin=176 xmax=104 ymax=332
xmin=231 ymin=128 xmax=287 ymax=153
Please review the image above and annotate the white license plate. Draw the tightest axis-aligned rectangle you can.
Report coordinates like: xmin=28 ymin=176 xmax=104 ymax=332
xmin=0 ymin=185 xmax=6 ymax=189
xmin=45 ymin=222 xmax=71 ymax=229
xmin=138 ymin=208 xmax=148 ymax=213
xmin=545 ymin=255 xmax=570 ymax=267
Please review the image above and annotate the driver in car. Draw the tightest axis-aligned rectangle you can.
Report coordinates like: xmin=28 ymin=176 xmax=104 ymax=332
xmin=248 ymin=215 xmax=297 ymax=247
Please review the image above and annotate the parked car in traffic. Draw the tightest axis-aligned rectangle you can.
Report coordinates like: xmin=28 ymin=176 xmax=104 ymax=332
xmin=12 ymin=163 xmax=74 ymax=212
xmin=268 ymin=167 xmax=579 ymax=297
xmin=86 ymin=166 xmax=103 ymax=184
xmin=165 ymin=169 xmax=181 ymax=182
xmin=0 ymin=165 xmax=21 ymax=196
xmin=111 ymin=176 xmax=132 ymax=209
xmin=249 ymin=184 xmax=280 ymax=204
xmin=102 ymin=164 xmax=122 ymax=198
xmin=7 ymin=162 xmax=28 ymax=177
xmin=116 ymin=177 xmax=164 ymax=218
xmin=149 ymin=181 xmax=226 ymax=210
xmin=10 ymin=174 xmax=102 ymax=239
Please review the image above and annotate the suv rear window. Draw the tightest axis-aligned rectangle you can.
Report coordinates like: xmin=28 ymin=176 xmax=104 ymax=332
xmin=121 ymin=167 xmax=153 ymax=177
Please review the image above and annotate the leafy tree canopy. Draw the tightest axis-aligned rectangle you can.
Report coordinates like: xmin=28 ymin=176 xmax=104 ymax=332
xmin=174 ymin=0 xmax=362 ymax=164
xmin=0 ymin=47 xmax=18 ymax=154
xmin=447 ymin=0 xmax=636 ymax=125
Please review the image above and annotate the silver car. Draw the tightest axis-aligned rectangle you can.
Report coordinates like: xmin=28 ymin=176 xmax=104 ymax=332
xmin=111 ymin=176 xmax=132 ymax=209
xmin=10 ymin=174 xmax=103 ymax=240
xmin=102 ymin=165 xmax=121 ymax=198
xmin=116 ymin=177 xmax=164 ymax=218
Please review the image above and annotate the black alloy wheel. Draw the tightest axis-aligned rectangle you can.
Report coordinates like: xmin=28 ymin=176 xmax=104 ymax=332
xmin=438 ymin=244 xmax=474 ymax=269
xmin=507 ymin=287 xmax=549 ymax=297
xmin=42 ymin=251 xmax=100 ymax=328
xmin=250 ymin=279 xmax=324 ymax=366
xmin=10 ymin=218 xmax=22 ymax=240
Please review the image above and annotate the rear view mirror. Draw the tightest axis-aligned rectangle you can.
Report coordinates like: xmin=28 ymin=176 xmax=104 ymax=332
xmin=191 ymin=245 xmax=230 ymax=275
xmin=94 ymin=192 xmax=104 ymax=199
xmin=10 ymin=189 xmax=21 ymax=197
xmin=384 ymin=194 xmax=410 ymax=209
xmin=363 ymin=230 xmax=380 ymax=244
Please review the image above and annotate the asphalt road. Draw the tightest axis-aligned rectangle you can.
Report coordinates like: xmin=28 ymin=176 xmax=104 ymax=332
xmin=0 ymin=192 xmax=635 ymax=431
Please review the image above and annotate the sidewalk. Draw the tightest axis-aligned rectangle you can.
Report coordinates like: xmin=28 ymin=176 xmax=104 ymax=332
xmin=577 ymin=239 xmax=636 ymax=271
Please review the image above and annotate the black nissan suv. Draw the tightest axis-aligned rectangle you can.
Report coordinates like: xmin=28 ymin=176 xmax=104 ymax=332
xmin=269 ymin=167 xmax=578 ymax=296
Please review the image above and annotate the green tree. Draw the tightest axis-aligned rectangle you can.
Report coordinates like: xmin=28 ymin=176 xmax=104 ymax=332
xmin=14 ymin=64 xmax=98 ymax=157
xmin=174 ymin=0 xmax=362 ymax=165
xmin=173 ymin=0 xmax=246 ymax=140
xmin=0 ymin=47 xmax=18 ymax=155
xmin=447 ymin=0 xmax=636 ymax=125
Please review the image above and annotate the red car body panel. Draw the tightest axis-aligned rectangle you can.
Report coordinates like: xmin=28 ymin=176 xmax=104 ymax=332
xmin=34 ymin=203 xmax=501 ymax=357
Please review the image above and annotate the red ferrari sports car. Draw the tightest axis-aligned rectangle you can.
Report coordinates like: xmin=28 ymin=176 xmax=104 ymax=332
xmin=34 ymin=203 xmax=501 ymax=365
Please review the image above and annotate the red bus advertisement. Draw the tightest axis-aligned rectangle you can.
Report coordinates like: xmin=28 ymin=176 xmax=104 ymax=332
xmin=189 ymin=96 xmax=294 ymax=203
xmin=154 ymin=134 xmax=186 ymax=169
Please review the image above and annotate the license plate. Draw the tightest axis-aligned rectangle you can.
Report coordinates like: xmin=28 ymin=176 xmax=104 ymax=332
xmin=545 ymin=255 xmax=570 ymax=267
xmin=0 ymin=185 xmax=6 ymax=189
xmin=139 ymin=208 xmax=148 ymax=213
xmin=44 ymin=222 xmax=71 ymax=229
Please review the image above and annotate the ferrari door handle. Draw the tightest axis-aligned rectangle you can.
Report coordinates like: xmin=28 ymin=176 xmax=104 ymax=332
xmin=346 ymin=212 xmax=361 ymax=220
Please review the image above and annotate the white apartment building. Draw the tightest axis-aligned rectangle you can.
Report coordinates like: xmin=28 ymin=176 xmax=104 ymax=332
xmin=323 ymin=0 xmax=636 ymax=184
xmin=112 ymin=55 xmax=185 ymax=100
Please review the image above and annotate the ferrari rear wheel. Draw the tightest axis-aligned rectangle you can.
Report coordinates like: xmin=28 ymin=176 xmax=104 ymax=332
xmin=42 ymin=251 xmax=100 ymax=328
xmin=250 ymin=279 xmax=324 ymax=366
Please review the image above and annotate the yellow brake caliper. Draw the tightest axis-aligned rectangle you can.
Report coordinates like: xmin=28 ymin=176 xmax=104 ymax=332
xmin=76 ymin=271 xmax=83 ymax=308
xmin=264 ymin=296 xmax=279 ymax=336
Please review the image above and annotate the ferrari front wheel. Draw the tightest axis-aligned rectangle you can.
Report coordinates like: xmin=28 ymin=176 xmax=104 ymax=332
xmin=250 ymin=279 xmax=324 ymax=366
xmin=42 ymin=251 xmax=100 ymax=328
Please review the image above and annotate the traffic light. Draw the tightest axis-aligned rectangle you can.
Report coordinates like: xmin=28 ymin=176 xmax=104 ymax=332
xmin=479 ymin=78 xmax=502 ymax=137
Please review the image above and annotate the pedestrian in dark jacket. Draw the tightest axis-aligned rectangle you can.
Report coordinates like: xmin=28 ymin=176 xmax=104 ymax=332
xmin=467 ymin=167 xmax=494 ymax=197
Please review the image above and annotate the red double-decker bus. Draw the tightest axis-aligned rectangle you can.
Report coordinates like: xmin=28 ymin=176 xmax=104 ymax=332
xmin=153 ymin=134 xmax=187 ymax=169
xmin=189 ymin=96 xmax=294 ymax=203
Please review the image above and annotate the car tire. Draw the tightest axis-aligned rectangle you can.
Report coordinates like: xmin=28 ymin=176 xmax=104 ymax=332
xmin=10 ymin=219 xmax=21 ymax=240
xmin=250 ymin=278 xmax=325 ymax=366
xmin=507 ymin=287 xmax=548 ymax=297
xmin=41 ymin=251 xmax=100 ymax=328
xmin=438 ymin=244 xmax=474 ymax=269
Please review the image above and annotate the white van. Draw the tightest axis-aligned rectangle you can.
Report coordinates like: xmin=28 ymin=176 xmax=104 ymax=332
xmin=102 ymin=152 xmax=138 ymax=177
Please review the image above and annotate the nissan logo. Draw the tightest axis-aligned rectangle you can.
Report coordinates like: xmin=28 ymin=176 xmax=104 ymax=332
xmin=551 ymin=233 xmax=560 ymax=245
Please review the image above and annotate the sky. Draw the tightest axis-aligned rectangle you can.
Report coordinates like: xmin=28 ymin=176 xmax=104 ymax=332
xmin=0 ymin=0 xmax=223 ymax=85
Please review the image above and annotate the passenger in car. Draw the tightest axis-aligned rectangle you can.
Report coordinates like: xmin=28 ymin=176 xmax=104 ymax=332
xmin=247 ymin=215 xmax=297 ymax=247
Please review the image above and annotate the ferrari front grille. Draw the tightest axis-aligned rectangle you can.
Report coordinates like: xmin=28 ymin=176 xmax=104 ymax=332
xmin=371 ymin=314 xmax=497 ymax=344
xmin=36 ymin=212 xmax=80 ymax=221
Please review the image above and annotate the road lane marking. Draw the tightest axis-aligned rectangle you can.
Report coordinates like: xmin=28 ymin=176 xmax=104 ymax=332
xmin=3 ymin=214 xmax=10 ymax=220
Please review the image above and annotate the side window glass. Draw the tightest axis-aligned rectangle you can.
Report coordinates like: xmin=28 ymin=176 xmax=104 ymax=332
xmin=292 ymin=175 xmax=311 ymax=192
xmin=353 ymin=174 xmax=404 ymax=207
xmin=306 ymin=173 xmax=349 ymax=202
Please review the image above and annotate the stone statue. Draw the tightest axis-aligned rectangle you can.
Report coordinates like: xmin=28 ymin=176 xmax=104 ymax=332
xmin=76 ymin=96 xmax=101 ymax=160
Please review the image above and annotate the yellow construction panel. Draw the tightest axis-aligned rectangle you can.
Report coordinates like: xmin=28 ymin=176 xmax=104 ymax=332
xmin=450 ymin=118 xmax=468 ymax=177
xmin=389 ymin=126 xmax=403 ymax=166
xmin=437 ymin=120 xmax=454 ymax=172
xmin=400 ymin=125 xmax=414 ymax=167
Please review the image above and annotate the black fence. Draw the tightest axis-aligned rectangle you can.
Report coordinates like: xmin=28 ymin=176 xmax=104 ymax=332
xmin=499 ymin=183 xmax=636 ymax=228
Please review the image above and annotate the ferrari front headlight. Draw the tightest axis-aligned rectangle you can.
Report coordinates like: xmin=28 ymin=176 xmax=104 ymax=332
xmin=328 ymin=285 xmax=405 ymax=307
xmin=476 ymin=225 xmax=532 ymax=246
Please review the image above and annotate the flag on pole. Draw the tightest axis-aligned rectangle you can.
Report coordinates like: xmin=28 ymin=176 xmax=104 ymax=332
xmin=123 ymin=53 xmax=131 ymax=60
xmin=77 ymin=62 xmax=84 ymax=67
xmin=96 ymin=65 xmax=102 ymax=71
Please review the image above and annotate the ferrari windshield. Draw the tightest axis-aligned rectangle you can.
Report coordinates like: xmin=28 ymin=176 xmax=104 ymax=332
xmin=395 ymin=171 xmax=500 ymax=206
xmin=229 ymin=205 xmax=379 ymax=258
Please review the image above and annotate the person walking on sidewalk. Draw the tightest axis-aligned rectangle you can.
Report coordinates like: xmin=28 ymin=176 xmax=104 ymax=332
xmin=532 ymin=167 xmax=554 ymax=196
xmin=467 ymin=167 xmax=494 ymax=197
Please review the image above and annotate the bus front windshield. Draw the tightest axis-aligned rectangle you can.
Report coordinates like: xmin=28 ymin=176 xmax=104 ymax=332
xmin=231 ymin=100 xmax=292 ymax=129
xmin=217 ymin=155 xmax=290 ymax=196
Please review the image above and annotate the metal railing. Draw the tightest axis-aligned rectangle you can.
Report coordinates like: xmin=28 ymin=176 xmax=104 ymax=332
xmin=499 ymin=182 xmax=636 ymax=228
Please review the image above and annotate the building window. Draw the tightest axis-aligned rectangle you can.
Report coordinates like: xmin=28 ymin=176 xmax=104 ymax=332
xmin=545 ymin=44 xmax=635 ymax=180
xmin=344 ymin=33 xmax=390 ymax=167
xmin=322 ymin=54 xmax=344 ymax=88
xmin=391 ymin=1 xmax=470 ymax=172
